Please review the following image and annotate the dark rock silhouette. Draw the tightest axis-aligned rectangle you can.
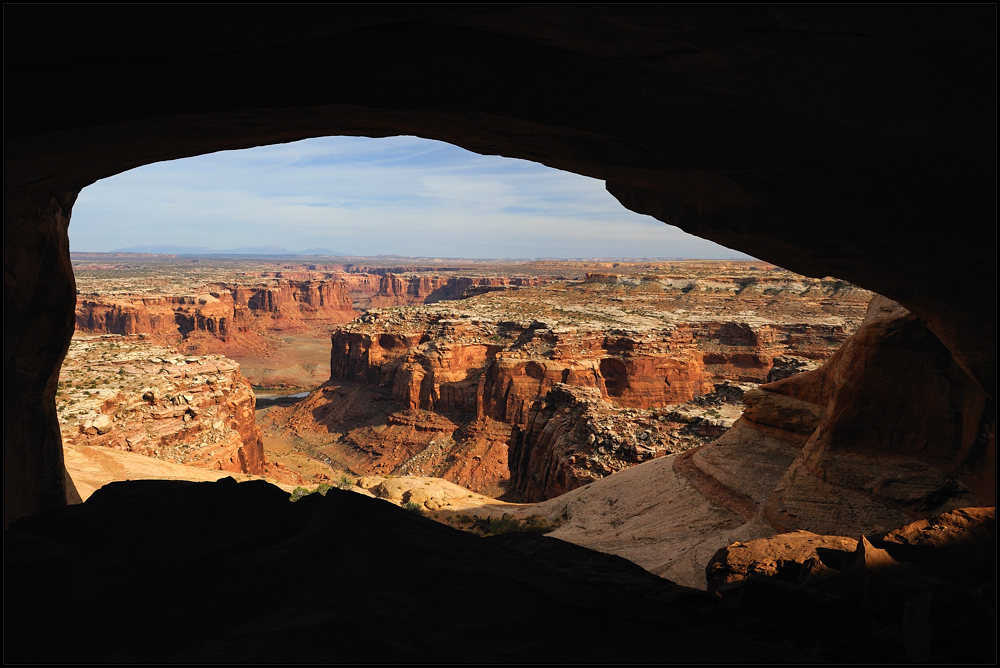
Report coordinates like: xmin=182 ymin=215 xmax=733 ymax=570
xmin=6 ymin=478 xmax=995 ymax=663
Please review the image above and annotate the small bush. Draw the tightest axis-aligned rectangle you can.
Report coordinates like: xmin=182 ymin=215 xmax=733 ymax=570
xmin=471 ymin=513 xmax=560 ymax=536
xmin=403 ymin=501 xmax=425 ymax=515
xmin=484 ymin=514 xmax=524 ymax=535
xmin=289 ymin=486 xmax=312 ymax=502
xmin=337 ymin=474 xmax=353 ymax=490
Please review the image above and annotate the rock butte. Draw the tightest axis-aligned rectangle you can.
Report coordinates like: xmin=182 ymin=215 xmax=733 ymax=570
xmin=72 ymin=257 xmax=556 ymax=383
xmin=76 ymin=279 xmax=354 ymax=348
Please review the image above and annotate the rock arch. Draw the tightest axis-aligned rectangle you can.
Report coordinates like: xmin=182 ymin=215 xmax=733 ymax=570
xmin=4 ymin=6 xmax=995 ymax=524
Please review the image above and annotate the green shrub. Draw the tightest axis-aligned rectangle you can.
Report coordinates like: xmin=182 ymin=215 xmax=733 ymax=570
xmin=337 ymin=474 xmax=353 ymax=490
xmin=484 ymin=514 xmax=524 ymax=535
xmin=472 ymin=513 xmax=559 ymax=536
xmin=403 ymin=501 xmax=425 ymax=515
xmin=289 ymin=486 xmax=311 ymax=502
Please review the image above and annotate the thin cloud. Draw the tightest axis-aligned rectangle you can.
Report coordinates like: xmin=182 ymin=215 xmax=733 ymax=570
xmin=71 ymin=136 xmax=755 ymax=259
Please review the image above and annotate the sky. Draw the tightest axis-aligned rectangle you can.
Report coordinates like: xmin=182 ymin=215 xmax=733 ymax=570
xmin=70 ymin=135 xmax=754 ymax=260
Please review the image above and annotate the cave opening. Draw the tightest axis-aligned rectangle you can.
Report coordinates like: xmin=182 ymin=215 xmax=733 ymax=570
xmin=6 ymin=7 xmax=994 ymax=662
xmin=56 ymin=112 xmax=993 ymax=529
xmin=58 ymin=133 xmax=871 ymax=512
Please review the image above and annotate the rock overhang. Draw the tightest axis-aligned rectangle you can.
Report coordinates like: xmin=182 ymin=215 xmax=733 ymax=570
xmin=3 ymin=5 xmax=996 ymax=521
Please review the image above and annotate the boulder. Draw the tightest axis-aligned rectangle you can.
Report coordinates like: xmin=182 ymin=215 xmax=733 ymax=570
xmin=92 ymin=415 xmax=114 ymax=435
xmin=706 ymin=530 xmax=857 ymax=593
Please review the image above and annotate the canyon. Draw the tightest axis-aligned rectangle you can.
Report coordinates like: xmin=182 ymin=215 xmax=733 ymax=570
xmin=59 ymin=256 xmax=993 ymax=606
xmin=72 ymin=255 xmax=557 ymax=387
xmin=272 ymin=260 xmax=868 ymax=499
xmin=62 ymin=256 xmax=872 ymax=505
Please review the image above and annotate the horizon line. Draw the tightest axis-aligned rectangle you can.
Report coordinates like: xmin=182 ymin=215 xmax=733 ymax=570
xmin=71 ymin=250 xmax=764 ymax=263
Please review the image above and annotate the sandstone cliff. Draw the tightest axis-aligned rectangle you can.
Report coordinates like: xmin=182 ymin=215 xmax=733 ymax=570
xmin=364 ymin=273 xmax=548 ymax=308
xmin=279 ymin=270 xmax=864 ymax=499
xmin=76 ymin=278 xmax=356 ymax=347
xmin=529 ymin=295 xmax=995 ymax=589
xmin=58 ymin=336 xmax=267 ymax=475
xmin=329 ymin=313 xmax=829 ymax=417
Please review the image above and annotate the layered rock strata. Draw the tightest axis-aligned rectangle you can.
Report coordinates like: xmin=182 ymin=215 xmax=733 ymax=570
xmin=76 ymin=278 xmax=356 ymax=345
xmin=364 ymin=273 xmax=548 ymax=308
xmin=58 ymin=335 xmax=266 ymax=475
xmin=278 ymin=274 xmax=865 ymax=498
xmin=526 ymin=296 xmax=994 ymax=588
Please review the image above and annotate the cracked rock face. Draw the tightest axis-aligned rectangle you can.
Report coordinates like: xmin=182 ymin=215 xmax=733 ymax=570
xmin=57 ymin=335 xmax=265 ymax=476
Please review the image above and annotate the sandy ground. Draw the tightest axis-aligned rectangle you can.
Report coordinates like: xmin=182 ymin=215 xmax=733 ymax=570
xmin=62 ymin=439 xmax=300 ymax=501
xmin=63 ymin=432 xmax=738 ymax=589
xmin=62 ymin=437 xmax=517 ymax=514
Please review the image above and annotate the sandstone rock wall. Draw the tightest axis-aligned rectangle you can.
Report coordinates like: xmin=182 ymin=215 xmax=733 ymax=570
xmin=365 ymin=273 xmax=547 ymax=307
xmin=330 ymin=317 xmax=722 ymax=418
xmin=660 ymin=295 xmax=995 ymax=543
xmin=764 ymin=296 xmax=996 ymax=521
xmin=76 ymin=278 xmax=356 ymax=343
xmin=58 ymin=337 xmax=266 ymax=475
xmin=331 ymin=314 xmax=843 ymax=419
xmin=333 ymin=272 xmax=381 ymax=300
xmin=321 ymin=305 xmax=852 ymax=498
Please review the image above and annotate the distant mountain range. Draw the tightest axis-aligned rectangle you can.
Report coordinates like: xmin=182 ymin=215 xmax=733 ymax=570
xmin=109 ymin=245 xmax=350 ymax=256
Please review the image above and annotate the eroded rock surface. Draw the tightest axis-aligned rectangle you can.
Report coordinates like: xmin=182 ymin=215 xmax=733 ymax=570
xmin=703 ymin=508 xmax=996 ymax=663
xmin=664 ymin=295 xmax=994 ymax=543
xmin=272 ymin=265 xmax=866 ymax=498
xmin=57 ymin=335 xmax=267 ymax=476
xmin=516 ymin=295 xmax=994 ymax=592
xmin=364 ymin=272 xmax=549 ymax=308
xmin=76 ymin=278 xmax=356 ymax=352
